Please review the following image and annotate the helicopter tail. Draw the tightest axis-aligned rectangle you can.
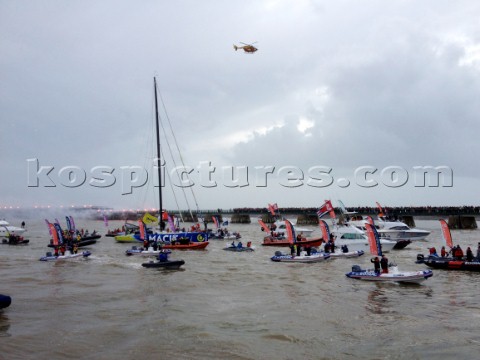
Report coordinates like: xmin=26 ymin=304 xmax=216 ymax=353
xmin=233 ymin=45 xmax=238 ymax=51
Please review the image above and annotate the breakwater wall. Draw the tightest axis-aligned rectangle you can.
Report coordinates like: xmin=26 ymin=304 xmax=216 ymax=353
xmin=89 ymin=207 xmax=479 ymax=229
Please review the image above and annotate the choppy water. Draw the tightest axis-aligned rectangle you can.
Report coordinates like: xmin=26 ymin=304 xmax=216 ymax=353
xmin=1 ymin=218 xmax=479 ymax=359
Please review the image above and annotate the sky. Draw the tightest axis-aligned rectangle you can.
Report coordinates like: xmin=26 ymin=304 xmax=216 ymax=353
xmin=1 ymin=0 xmax=480 ymax=212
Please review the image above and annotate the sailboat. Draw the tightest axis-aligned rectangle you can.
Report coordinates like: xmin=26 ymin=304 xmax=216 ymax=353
xmin=118 ymin=77 xmax=209 ymax=246
xmin=416 ymin=220 xmax=480 ymax=272
xmin=345 ymin=223 xmax=433 ymax=283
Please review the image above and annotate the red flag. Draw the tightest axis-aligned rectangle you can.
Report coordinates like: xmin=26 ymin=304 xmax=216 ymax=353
xmin=365 ymin=223 xmax=382 ymax=256
xmin=285 ymin=219 xmax=296 ymax=245
xmin=376 ymin=202 xmax=384 ymax=217
xmin=138 ymin=220 xmax=146 ymax=241
xmin=317 ymin=200 xmax=334 ymax=219
xmin=439 ymin=219 xmax=453 ymax=248
xmin=318 ymin=219 xmax=330 ymax=242
xmin=267 ymin=203 xmax=278 ymax=216
xmin=49 ymin=223 xmax=59 ymax=246
xmin=258 ymin=219 xmax=271 ymax=233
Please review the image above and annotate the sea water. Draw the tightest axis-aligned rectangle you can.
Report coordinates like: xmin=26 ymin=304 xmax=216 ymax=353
xmin=1 ymin=218 xmax=479 ymax=359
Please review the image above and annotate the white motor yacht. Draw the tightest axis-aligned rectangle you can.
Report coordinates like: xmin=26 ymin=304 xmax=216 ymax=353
xmin=329 ymin=224 xmax=396 ymax=253
xmin=347 ymin=216 xmax=430 ymax=241
xmin=0 ymin=220 xmax=26 ymax=237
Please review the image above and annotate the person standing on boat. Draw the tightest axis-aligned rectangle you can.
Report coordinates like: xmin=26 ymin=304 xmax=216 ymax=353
xmin=380 ymin=255 xmax=389 ymax=273
xmin=476 ymin=243 xmax=480 ymax=260
xmin=454 ymin=245 xmax=464 ymax=260
xmin=371 ymin=257 xmax=380 ymax=274
xmin=441 ymin=246 xmax=447 ymax=258
xmin=466 ymin=247 xmax=473 ymax=262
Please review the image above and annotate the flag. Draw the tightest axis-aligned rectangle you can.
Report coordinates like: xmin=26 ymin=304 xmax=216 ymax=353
xmin=285 ymin=219 xmax=296 ymax=245
xmin=267 ymin=203 xmax=278 ymax=216
xmin=138 ymin=220 xmax=146 ymax=241
xmin=212 ymin=216 xmax=220 ymax=229
xmin=319 ymin=219 xmax=330 ymax=242
xmin=258 ymin=219 xmax=271 ymax=233
xmin=53 ymin=223 xmax=64 ymax=245
xmin=69 ymin=216 xmax=76 ymax=233
xmin=49 ymin=223 xmax=58 ymax=246
xmin=439 ymin=219 xmax=453 ymax=248
xmin=65 ymin=216 xmax=72 ymax=232
xmin=365 ymin=216 xmax=374 ymax=225
xmin=376 ymin=202 xmax=385 ymax=218
xmin=167 ymin=215 xmax=176 ymax=232
xmin=45 ymin=219 xmax=52 ymax=235
xmin=143 ymin=212 xmax=158 ymax=225
xmin=317 ymin=200 xmax=334 ymax=219
xmin=365 ymin=223 xmax=382 ymax=256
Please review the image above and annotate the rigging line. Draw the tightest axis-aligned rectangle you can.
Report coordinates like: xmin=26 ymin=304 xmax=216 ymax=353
xmin=160 ymin=146 xmax=185 ymax=223
xmin=158 ymin=116 xmax=191 ymax=221
xmin=157 ymin=88 xmax=200 ymax=215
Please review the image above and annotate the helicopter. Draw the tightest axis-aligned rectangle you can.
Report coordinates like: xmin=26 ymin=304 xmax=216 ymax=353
xmin=233 ymin=42 xmax=258 ymax=54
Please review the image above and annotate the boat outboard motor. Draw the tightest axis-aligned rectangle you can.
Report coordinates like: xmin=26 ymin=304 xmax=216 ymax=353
xmin=352 ymin=265 xmax=362 ymax=272
xmin=417 ymin=254 xmax=425 ymax=261
xmin=46 ymin=252 xmax=52 ymax=257
xmin=274 ymin=251 xmax=282 ymax=257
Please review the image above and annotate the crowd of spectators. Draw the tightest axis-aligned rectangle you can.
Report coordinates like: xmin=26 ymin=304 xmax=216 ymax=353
xmin=230 ymin=206 xmax=480 ymax=216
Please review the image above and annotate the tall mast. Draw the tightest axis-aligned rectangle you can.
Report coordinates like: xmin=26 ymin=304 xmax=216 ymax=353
xmin=154 ymin=77 xmax=163 ymax=221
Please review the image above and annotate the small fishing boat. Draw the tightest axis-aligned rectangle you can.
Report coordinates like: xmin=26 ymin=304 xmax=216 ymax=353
xmin=262 ymin=236 xmax=323 ymax=247
xmin=48 ymin=234 xmax=100 ymax=248
xmin=416 ymin=254 xmax=480 ymax=272
xmin=328 ymin=249 xmax=365 ymax=258
xmin=270 ymin=220 xmax=329 ymax=262
xmin=141 ymin=251 xmax=185 ymax=269
xmin=141 ymin=259 xmax=185 ymax=269
xmin=223 ymin=243 xmax=255 ymax=252
xmin=415 ymin=220 xmax=480 ymax=272
xmin=0 ymin=294 xmax=12 ymax=309
xmin=345 ymin=223 xmax=433 ymax=284
xmin=1 ymin=235 xmax=29 ymax=245
xmin=39 ymin=250 xmax=92 ymax=262
xmin=271 ymin=251 xmax=330 ymax=263
xmin=345 ymin=265 xmax=433 ymax=283
xmin=125 ymin=246 xmax=172 ymax=257
xmin=162 ymin=241 xmax=209 ymax=250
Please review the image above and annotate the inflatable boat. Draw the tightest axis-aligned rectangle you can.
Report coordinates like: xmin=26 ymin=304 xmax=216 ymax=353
xmin=346 ymin=265 xmax=433 ymax=284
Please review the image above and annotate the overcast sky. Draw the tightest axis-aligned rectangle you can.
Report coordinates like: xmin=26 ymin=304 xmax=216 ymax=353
xmin=1 ymin=0 xmax=480 ymax=212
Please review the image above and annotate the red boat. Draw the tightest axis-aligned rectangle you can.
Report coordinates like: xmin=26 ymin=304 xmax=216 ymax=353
xmin=262 ymin=236 xmax=323 ymax=247
xmin=162 ymin=241 xmax=209 ymax=250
